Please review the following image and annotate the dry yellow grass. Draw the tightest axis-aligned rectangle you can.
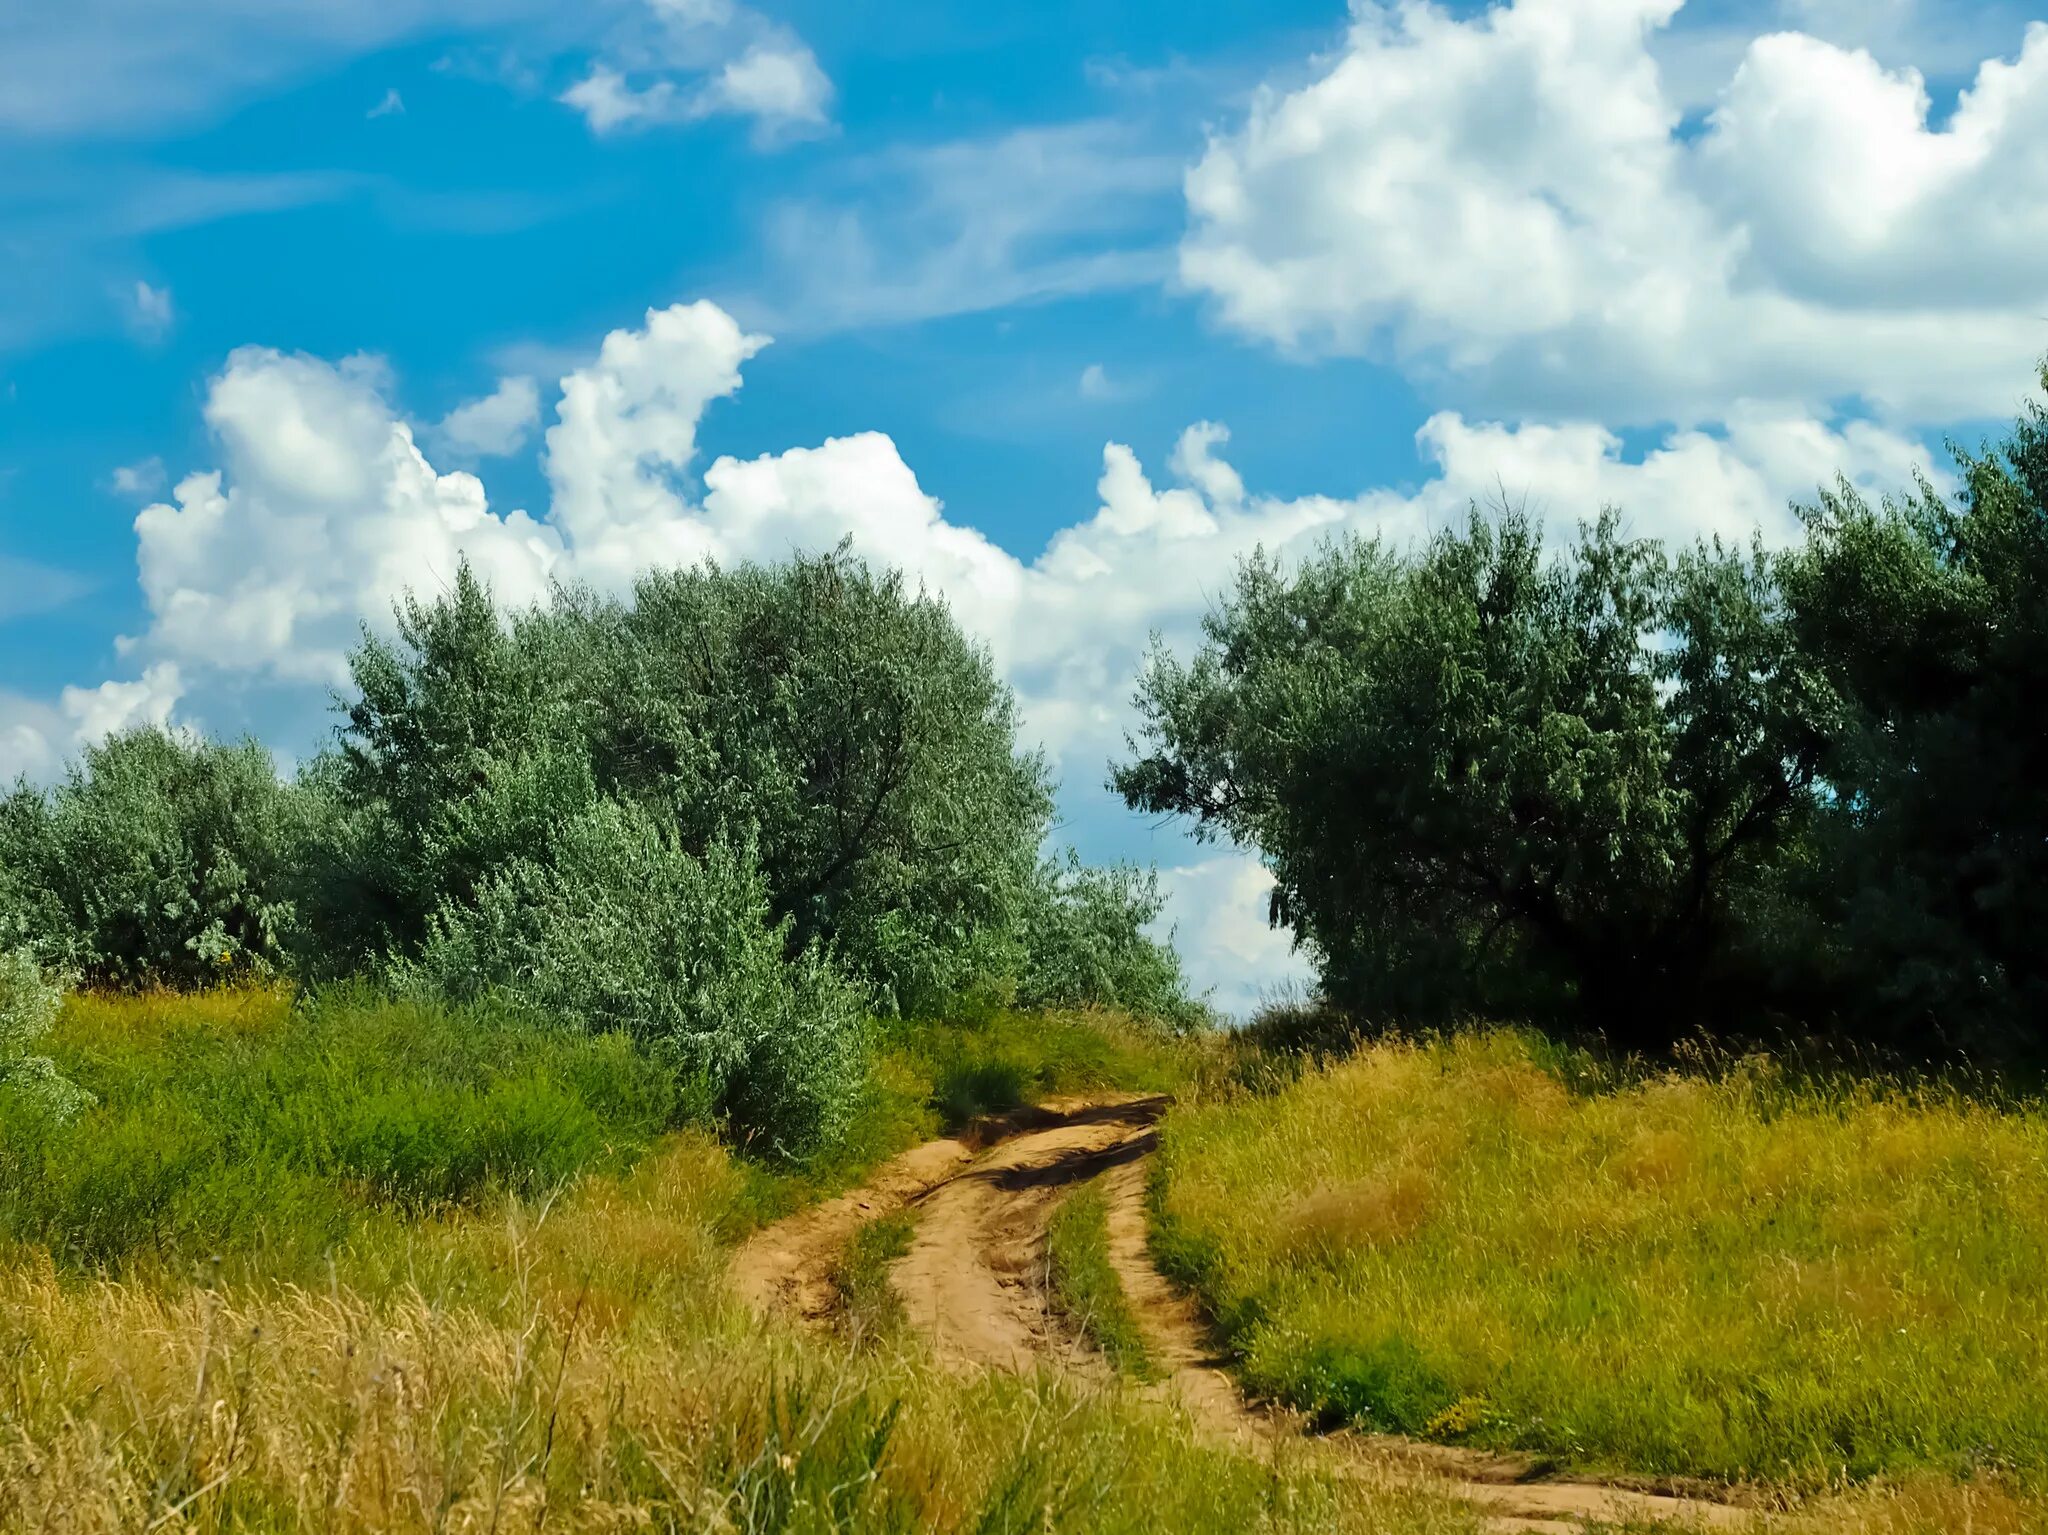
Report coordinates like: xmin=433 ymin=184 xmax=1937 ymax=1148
xmin=1155 ymin=1030 xmax=2048 ymax=1494
xmin=0 ymin=1120 xmax=1483 ymax=1535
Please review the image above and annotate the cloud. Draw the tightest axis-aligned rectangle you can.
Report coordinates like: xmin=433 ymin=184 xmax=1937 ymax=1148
xmin=559 ymin=1 xmax=832 ymax=144
xmin=59 ymin=662 xmax=184 ymax=746
xmin=0 ymin=663 xmax=184 ymax=784
xmin=1077 ymin=362 xmax=1151 ymax=403
xmin=1181 ymin=0 xmax=2048 ymax=424
xmin=111 ymin=457 xmax=166 ymax=497
xmin=1155 ymin=853 xmax=1308 ymax=1018
xmin=128 ymin=279 xmax=174 ymax=341
xmin=746 ymin=121 xmax=1180 ymax=334
xmin=69 ymin=298 xmax=1946 ymax=993
xmin=434 ymin=375 xmax=541 ymax=457
xmin=367 ymin=87 xmax=407 ymax=118
xmin=0 ymin=693 xmax=65 ymax=783
xmin=0 ymin=555 xmax=92 ymax=622
xmin=0 ymin=0 xmax=574 ymax=137
xmin=131 ymin=348 xmax=561 ymax=688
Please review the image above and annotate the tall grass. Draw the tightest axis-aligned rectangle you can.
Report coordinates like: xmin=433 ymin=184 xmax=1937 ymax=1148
xmin=1154 ymin=1029 xmax=2048 ymax=1490
xmin=0 ymin=992 xmax=1479 ymax=1535
xmin=0 ymin=986 xmax=684 ymax=1278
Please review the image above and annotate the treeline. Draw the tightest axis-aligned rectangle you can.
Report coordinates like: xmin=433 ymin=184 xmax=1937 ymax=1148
xmin=0 ymin=551 xmax=1198 ymax=1154
xmin=1119 ymin=373 xmax=2048 ymax=1062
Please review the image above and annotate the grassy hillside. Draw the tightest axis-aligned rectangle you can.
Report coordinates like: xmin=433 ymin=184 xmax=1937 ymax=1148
xmin=1154 ymin=1029 xmax=2048 ymax=1492
xmin=0 ymin=987 xmax=1483 ymax=1535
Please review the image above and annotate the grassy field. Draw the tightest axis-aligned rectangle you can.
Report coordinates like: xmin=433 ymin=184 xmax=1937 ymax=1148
xmin=0 ymin=985 xmax=1202 ymax=1280
xmin=0 ymin=986 xmax=1486 ymax=1535
xmin=1153 ymin=1029 xmax=2048 ymax=1493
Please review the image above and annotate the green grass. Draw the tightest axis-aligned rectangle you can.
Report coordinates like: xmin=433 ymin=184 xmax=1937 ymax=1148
xmin=1045 ymin=1182 xmax=1152 ymax=1380
xmin=1 ymin=985 xmax=1203 ymax=1277
xmin=0 ymin=984 xmax=684 ymax=1276
xmin=832 ymin=1208 xmax=919 ymax=1342
xmin=1155 ymin=1028 xmax=2048 ymax=1491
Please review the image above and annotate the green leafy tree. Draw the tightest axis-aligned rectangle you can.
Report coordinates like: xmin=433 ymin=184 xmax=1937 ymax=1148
xmin=1115 ymin=510 xmax=1826 ymax=1047
xmin=1783 ymin=370 xmax=2048 ymax=1055
xmin=1017 ymin=854 xmax=1206 ymax=1030
xmin=2 ymin=729 xmax=319 ymax=987
xmin=304 ymin=565 xmax=579 ymax=969
xmin=314 ymin=549 xmax=1057 ymax=1016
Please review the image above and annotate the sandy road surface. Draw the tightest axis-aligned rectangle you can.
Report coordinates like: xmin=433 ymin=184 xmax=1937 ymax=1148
xmin=733 ymin=1095 xmax=1760 ymax=1532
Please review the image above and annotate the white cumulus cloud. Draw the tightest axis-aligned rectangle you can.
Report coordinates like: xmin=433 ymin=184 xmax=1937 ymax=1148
xmin=435 ymin=374 xmax=542 ymax=457
xmin=1181 ymin=0 xmax=2048 ymax=424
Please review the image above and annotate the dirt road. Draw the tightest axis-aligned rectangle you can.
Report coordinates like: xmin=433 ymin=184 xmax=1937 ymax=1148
xmin=731 ymin=1096 xmax=1758 ymax=1533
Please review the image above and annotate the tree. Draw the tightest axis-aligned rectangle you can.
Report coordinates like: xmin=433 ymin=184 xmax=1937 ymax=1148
xmin=312 ymin=549 xmax=1057 ymax=1016
xmin=2 ymin=729 xmax=318 ymax=987
xmin=1782 ymin=371 xmax=2048 ymax=1056
xmin=1115 ymin=510 xmax=1826 ymax=1048
xmin=1016 ymin=854 xmax=1207 ymax=1030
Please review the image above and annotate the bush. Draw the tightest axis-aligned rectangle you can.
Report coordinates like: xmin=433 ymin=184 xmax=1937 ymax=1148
xmin=311 ymin=551 xmax=1055 ymax=1017
xmin=1 ymin=729 xmax=319 ymax=987
xmin=1018 ymin=855 xmax=1206 ymax=1030
xmin=0 ymin=949 xmax=89 ymax=1122
xmin=1116 ymin=512 xmax=1828 ymax=1049
xmin=400 ymin=800 xmax=868 ymax=1160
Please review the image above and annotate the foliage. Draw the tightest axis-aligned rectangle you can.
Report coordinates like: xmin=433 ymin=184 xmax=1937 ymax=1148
xmin=1017 ymin=854 xmax=1208 ymax=1030
xmin=312 ymin=551 xmax=1057 ymax=1019
xmin=0 ymin=985 xmax=681 ymax=1274
xmin=0 ymin=949 xmax=90 ymax=1122
xmin=1156 ymin=1028 xmax=2048 ymax=1487
xmin=1782 ymin=369 xmax=2048 ymax=1057
xmin=399 ymin=799 xmax=867 ymax=1160
xmin=1115 ymin=510 xmax=1825 ymax=1047
xmin=830 ymin=1207 xmax=918 ymax=1342
xmin=1 ymin=728 xmax=321 ymax=988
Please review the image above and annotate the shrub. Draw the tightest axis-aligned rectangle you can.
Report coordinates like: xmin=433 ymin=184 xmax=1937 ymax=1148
xmin=401 ymin=800 xmax=868 ymax=1160
xmin=312 ymin=551 xmax=1054 ymax=1017
xmin=0 ymin=949 xmax=89 ymax=1122
xmin=1018 ymin=855 xmax=1205 ymax=1030
xmin=1 ymin=728 xmax=319 ymax=987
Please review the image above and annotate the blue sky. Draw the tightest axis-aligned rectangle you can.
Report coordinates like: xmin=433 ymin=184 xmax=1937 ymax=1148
xmin=3 ymin=0 xmax=2046 ymax=1011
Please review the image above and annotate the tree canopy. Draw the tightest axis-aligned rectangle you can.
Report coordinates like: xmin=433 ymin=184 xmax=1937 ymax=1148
xmin=1116 ymin=366 xmax=2048 ymax=1060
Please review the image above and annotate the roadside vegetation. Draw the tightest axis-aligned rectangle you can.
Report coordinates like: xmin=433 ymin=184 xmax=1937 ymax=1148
xmin=1045 ymin=1183 xmax=1153 ymax=1380
xmin=0 ymin=990 xmax=1478 ymax=1535
xmin=832 ymin=1208 xmax=919 ymax=1343
xmin=1156 ymin=1029 xmax=2048 ymax=1490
